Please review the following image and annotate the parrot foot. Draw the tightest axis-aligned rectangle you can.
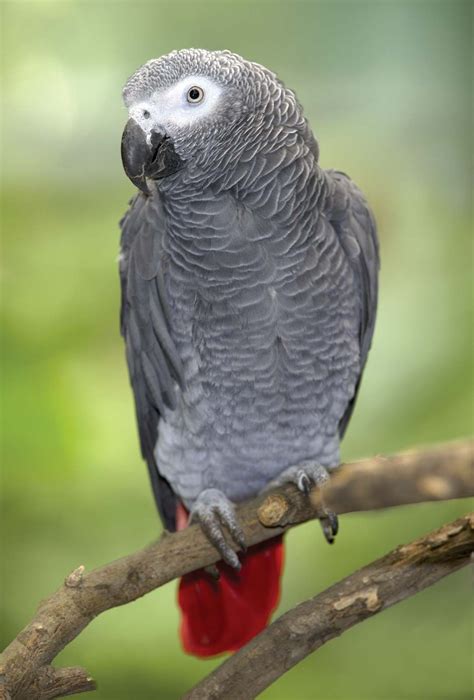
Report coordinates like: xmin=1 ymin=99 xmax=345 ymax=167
xmin=190 ymin=489 xmax=245 ymax=569
xmin=271 ymin=462 xmax=339 ymax=544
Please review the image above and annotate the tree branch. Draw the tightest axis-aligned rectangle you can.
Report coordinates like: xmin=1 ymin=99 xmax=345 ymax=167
xmin=20 ymin=667 xmax=96 ymax=700
xmin=184 ymin=513 xmax=474 ymax=700
xmin=1 ymin=439 xmax=472 ymax=699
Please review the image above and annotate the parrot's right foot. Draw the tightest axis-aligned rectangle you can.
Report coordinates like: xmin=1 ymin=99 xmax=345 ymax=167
xmin=190 ymin=489 xmax=246 ymax=569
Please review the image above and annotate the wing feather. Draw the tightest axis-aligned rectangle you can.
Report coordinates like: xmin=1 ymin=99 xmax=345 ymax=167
xmin=325 ymin=170 xmax=379 ymax=437
xmin=119 ymin=192 xmax=180 ymax=530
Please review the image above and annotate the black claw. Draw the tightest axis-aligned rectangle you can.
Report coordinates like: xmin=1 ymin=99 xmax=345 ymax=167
xmin=204 ymin=564 xmax=220 ymax=581
xmin=230 ymin=556 xmax=242 ymax=571
xmin=216 ymin=539 xmax=241 ymax=569
xmin=321 ymin=519 xmax=335 ymax=544
xmin=237 ymin=538 xmax=247 ymax=553
xmin=328 ymin=512 xmax=339 ymax=537
xmin=233 ymin=528 xmax=247 ymax=552
xmin=319 ymin=511 xmax=339 ymax=545
xmin=219 ymin=523 xmax=246 ymax=557
xmin=299 ymin=473 xmax=312 ymax=495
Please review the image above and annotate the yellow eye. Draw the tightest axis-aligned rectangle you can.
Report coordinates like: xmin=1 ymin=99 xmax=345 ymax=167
xmin=187 ymin=86 xmax=204 ymax=104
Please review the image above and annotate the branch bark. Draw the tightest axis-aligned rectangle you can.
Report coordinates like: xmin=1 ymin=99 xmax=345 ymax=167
xmin=184 ymin=513 xmax=474 ymax=700
xmin=1 ymin=439 xmax=472 ymax=699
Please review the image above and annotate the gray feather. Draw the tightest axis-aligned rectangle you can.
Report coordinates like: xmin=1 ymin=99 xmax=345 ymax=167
xmin=324 ymin=170 xmax=379 ymax=435
xmin=119 ymin=193 xmax=181 ymax=529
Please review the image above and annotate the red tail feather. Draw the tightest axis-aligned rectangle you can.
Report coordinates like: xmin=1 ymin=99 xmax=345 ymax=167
xmin=176 ymin=503 xmax=284 ymax=657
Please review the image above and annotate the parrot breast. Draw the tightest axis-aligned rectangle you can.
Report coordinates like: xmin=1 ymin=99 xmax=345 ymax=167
xmin=154 ymin=183 xmax=360 ymax=509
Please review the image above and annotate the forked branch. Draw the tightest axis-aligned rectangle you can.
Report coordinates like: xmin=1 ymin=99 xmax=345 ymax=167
xmin=1 ymin=439 xmax=472 ymax=699
xmin=184 ymin=514 xmax=474 ymax=699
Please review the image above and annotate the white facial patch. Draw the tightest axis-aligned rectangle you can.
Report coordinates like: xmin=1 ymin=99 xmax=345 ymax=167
xmin=128 ymin=75 xmax=223 ymax=137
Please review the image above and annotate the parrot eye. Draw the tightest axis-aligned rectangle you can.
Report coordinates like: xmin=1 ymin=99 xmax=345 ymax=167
xmin=187 ymin=86 xmax=204 ymax=104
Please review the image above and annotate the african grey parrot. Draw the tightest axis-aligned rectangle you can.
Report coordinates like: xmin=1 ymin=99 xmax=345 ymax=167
xmin=119 ymin=48 xmax=379 ymax=656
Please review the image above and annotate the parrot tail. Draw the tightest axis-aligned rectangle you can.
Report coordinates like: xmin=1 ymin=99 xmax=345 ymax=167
xmin=176 ymin=502 xmax=284 ymax=657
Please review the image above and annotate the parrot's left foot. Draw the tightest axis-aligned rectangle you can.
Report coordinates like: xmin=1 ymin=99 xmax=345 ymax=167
xmin=190 ymin=489 xmax=246 ymax=569
xmin=270 ymin=462 xmax=339 ymax=544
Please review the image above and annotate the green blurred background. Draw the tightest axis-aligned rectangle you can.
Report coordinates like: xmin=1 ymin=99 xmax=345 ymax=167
xmin=1 ymin=1 xmax=472 ymax=698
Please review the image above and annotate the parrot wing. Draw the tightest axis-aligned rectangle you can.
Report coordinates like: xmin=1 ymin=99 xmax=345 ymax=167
xmin=119 ymin=192 xmax=184 ymax=531
xmin=325 ymin=170 xmax=380 ymax=437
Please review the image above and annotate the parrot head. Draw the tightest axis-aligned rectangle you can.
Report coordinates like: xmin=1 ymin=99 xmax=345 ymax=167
xmin=121 ymin=48 xmax=308 ymax=193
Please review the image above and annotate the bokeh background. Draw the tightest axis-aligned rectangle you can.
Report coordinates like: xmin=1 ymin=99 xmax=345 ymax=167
xmin=1 ymin=1 xmax=472 ymax=698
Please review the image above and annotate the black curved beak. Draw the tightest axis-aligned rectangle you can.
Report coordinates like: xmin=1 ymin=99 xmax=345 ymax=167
xmin=121 ymin=119 xmax=184 ymax=194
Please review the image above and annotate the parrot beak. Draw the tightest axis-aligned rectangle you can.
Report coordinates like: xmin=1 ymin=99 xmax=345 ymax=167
xmin=121 ymin=119 xmax=184 ymax=194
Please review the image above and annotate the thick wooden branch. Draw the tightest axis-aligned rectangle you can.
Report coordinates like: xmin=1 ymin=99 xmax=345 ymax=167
xmin=1 ymin=439 xmax=472 ymax=699
xmin=184 ymin=513 xmax=474 ymax=700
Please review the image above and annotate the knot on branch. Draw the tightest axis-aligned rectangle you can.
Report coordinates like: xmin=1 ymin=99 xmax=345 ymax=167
xmin=65 ymin=566 xmax=85 ymax=589
xmin=333 ymin=586 xmax=381 ymax=612
xmin=257 ymin=493 xmax=289 ymax=527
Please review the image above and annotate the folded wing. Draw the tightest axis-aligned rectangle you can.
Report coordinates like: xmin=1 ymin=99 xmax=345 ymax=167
xmin=119 ymin=193 xmax=184 ymax=530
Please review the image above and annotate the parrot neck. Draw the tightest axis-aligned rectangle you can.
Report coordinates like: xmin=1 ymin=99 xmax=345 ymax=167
xmin=157 ymin=105 xmax=320 ymax=200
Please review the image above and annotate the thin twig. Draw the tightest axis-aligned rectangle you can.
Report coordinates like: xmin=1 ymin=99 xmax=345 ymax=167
xmin=0 ymin=439 xmax=472 ymax=699
xmin=183 ymin=514 xmax=474 ymax=700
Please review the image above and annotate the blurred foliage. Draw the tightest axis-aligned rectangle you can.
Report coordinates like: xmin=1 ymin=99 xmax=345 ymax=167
xmin=1 ymin=1 xmax=472 ymax=699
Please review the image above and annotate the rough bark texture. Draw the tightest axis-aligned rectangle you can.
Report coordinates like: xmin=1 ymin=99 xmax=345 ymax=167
xmin=1 ymin=439 xmax=472 ymax=699
xmin=184 ymin=514 xmax=474 ymax=700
